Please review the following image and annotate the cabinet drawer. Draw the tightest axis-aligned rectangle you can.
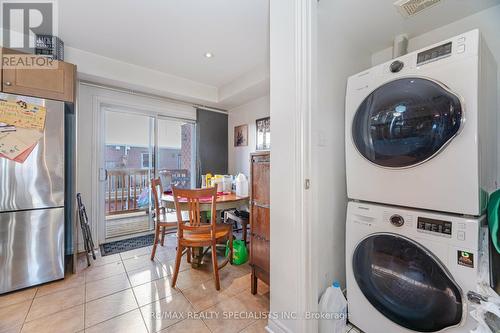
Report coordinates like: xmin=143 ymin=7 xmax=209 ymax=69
xmin=251 ymin=205 xmax=269 ymax=240
xmin=250 ymin=236 xmax=270 ymax=272
xmin=251 ymin=158 xmax=269 ymax=205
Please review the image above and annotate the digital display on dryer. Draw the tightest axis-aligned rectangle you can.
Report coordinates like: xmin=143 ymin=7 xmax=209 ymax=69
xmin=417 ymin=42 xmax=452 ymax=65
xmin=417 ymin=217 xmax=452 ymax=236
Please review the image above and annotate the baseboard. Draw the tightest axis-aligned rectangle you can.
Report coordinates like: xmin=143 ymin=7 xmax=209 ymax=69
xmin=266 ymin=318 xmax=293 ymax=333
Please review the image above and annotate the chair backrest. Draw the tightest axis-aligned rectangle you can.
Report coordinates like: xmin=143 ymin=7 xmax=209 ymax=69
xmin=151 ymin=178 xmax=163 ymax=220
xmin=172 ymin=186 xmax=217 ymax=236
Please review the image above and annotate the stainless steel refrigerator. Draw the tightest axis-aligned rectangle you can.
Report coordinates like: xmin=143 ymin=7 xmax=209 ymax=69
xmin=0 ymin=93 xmax=65 ymax=294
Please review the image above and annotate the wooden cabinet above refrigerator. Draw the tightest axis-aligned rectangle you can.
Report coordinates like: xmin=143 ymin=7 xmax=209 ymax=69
xmin=0 ymin=47 xmax=76 ymax=103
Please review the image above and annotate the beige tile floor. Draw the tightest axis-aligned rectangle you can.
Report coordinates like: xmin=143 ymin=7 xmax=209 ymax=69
xmin=0 ymin=233 xmax=366 ymax=333
xmin=0 ymin=234 xmax=270 ymax=333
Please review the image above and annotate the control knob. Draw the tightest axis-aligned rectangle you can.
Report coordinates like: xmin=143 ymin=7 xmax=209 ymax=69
xmin=390 ymin=60 xmax=404 ymax=73
xmin=390 ymin=214 xmax=405 ymax=227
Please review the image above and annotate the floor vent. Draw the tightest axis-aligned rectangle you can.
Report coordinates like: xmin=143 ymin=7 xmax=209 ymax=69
xmin=394 ymin=0 xmax=442 ymax=17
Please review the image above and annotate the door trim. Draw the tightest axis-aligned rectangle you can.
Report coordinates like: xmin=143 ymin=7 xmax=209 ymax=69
xmin=99 ymin=106 xmax=156 ymax=242
xmin=268 ymin=0 xmax=315 ymax=332
xmin=93 ymin=99 xmax=197 ymax=244
xmin=92 ymin=96 xmax=166 ymax=244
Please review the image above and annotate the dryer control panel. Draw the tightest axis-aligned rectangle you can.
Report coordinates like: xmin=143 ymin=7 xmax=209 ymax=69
xmin=416 ymin=42 xmax=452 ymax=65
xmin=417 ymin=217 xmax=452 ymax=237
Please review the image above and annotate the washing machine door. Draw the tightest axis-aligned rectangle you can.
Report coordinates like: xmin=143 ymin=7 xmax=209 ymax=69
xmin=352 ymin=77 xmax=463 ymax=168
xmin=353 ymin=233 xmax=463 ymax=332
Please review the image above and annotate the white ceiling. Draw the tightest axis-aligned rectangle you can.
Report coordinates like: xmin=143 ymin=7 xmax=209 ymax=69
xmin=58 ymin=0 xmax=269 ymax=88
xmin=323 ymin=0 xmax=500 ymax=55
xmin=57 ymin=0 xmax=498 ymax=107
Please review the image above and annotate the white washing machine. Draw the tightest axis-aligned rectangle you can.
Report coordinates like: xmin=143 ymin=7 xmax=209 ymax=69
xmin=345 ymin=29 xmax=498 ymax=216
xmin=346 ymin=201 xmax=490 ymax=333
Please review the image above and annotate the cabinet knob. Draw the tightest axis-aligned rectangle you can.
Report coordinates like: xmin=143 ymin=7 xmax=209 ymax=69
xmin=4 ymin=81 xmax=12 ymax=86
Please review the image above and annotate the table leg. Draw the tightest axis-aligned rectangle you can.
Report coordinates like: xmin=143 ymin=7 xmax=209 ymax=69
xmin=188 ymin=211 xmax=207 ymax=268
xmin=190 ymin=247 xmax=204 ymax=268
xmin=242 ymin=220 xmax=248 ymax=244
xmin=189 ymin=210 xmax=231 ymax=268
xmin=251 ymin=266 xmax=257 ymax=295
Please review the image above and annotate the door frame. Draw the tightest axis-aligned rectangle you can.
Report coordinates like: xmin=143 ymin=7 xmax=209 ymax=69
xmin=93 ymin=100 xmax=157 ymax=245
xmin=268 ymin=0 xmax=315 ymax=332
xmin=77 ymin=82 xmax=197 ymax=252
xmin=93 ymin=98 xmax=197 ymax=244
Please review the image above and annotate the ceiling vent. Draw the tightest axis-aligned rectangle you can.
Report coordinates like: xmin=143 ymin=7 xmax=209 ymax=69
xmin=394 ymin=0 xmax=442 ymax=17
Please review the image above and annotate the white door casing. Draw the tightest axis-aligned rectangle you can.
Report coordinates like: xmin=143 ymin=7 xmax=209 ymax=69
xmin=268 ymin=0 xmax=316 ymax=332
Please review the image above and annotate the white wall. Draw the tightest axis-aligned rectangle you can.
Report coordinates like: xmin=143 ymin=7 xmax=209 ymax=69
xmin=315 ymin=0 xmax=372 ymax=298
xmin=227 ymin=95 xmax=270 ymax=176
xmin=371 ymin=5 xmax=500 ymax=66
xmin=371 ymin=4 xmax=500 ymax=180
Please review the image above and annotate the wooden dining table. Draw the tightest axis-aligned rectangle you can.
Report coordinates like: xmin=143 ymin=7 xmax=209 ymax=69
xmin=161 ymin=192 xmax=249 ymax=213
xmin=161 ymin=192 xmax=249 ymax=267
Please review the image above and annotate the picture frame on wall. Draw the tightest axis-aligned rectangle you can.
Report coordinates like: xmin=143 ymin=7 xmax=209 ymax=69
xmin=234 ymin=124 xmax=248 ymax=147
xmin=256 ymin=117 xmax=270 ymax=150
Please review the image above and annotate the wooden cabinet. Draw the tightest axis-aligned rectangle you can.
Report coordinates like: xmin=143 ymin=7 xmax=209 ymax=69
xmin=0 ymin=47 xmax=76 ymax=102
xmin=249 ymin=151 xmax=270 ymax=294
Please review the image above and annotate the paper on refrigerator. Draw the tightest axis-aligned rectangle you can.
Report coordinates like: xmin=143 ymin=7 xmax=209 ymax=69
xmin=0 ymin=128 xmax=43 ymax=159
xmin=0 ymin=99 xmax=47 ymax=162
xmin=0 ymin=100 xmax=47 ymax=131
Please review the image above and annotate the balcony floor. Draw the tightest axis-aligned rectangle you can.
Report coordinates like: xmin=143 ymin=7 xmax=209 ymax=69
xmin=105 ymin=211 xmax=179 ymax=240
xmin=105 ymin=211 xmax=151 ymax=239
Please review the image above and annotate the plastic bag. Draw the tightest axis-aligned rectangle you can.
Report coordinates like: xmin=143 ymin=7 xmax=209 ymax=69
xmin=225 ymin=239 xmax=248 ymax=265
xmin=470 ymin=225 xmax=500 ymax=332
xmin=137 ymin=188 xmax=150 ymax=209
xmin=469 ymin=286 xmax=500 ymax=333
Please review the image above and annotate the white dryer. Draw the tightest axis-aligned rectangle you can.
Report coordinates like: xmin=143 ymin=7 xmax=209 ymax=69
xmin=345 ymin=29 xmax=498 ymax=216
xmin=346 ymin=201 xmax=489 ymax=333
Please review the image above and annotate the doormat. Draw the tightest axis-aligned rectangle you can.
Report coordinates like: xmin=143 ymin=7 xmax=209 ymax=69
xmin=99 ymin=234 xmax=155 ymax=256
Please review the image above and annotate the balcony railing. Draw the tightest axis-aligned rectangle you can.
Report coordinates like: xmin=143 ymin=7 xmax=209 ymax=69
xmin=105 ymin=168 xmax=190 ymax=216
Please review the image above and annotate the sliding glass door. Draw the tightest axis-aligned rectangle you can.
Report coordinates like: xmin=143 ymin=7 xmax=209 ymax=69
xmin=104 ymin=110 xmax=155 ymax=239
xmin=101 ymin=110 xmax=196 ymax=241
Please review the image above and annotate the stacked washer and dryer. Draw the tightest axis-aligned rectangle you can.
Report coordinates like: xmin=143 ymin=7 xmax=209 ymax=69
xmin=345 ymin=29 xmax=498 ymax=333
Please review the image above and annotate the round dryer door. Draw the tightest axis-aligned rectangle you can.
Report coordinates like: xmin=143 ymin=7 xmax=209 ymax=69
xmin=352 ymin=77 xmax=463 ymax=168
xmin=353 ymin=233 xmax=463 ymax=332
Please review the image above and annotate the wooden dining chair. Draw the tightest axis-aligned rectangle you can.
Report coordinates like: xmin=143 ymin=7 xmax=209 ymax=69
xmin=150 ymin=178 xmax=178 ymax=260
xmin=170 ymin=186 xmax=233 ymax=290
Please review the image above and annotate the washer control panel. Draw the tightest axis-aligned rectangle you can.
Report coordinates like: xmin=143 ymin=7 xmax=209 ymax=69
xmin=417 ymin=217 xmax=452 ymax=237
